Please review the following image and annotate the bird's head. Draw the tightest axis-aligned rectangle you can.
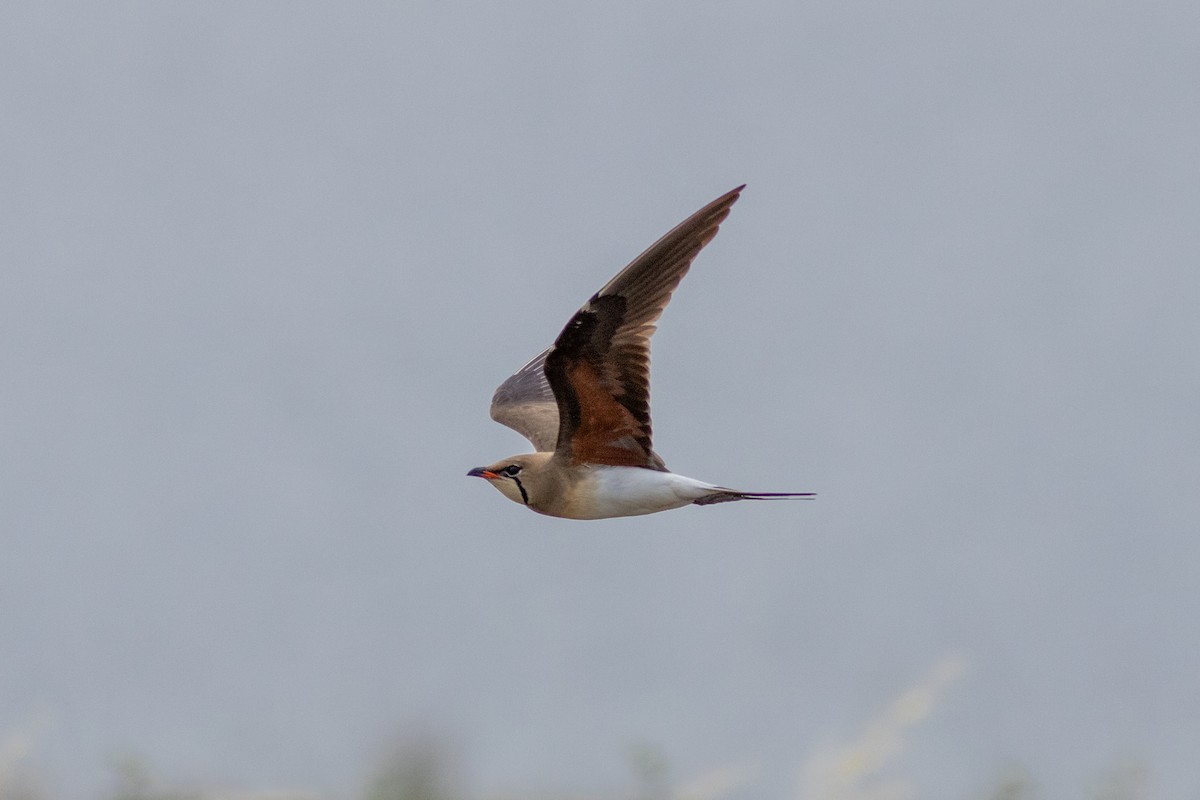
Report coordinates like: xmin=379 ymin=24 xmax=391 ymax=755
xmin=467 ymin=452 xmax=555 ymax=508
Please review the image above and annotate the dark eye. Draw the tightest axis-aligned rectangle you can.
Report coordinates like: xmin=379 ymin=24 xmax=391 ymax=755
xmin=502 ymin=464 xmax=522 ymax=477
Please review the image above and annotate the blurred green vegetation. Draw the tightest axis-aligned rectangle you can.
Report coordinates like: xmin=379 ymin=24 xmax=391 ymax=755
xmin=0 ymin=746 xmax=1151 ymax=800
xmin=0 ymin=661 xmax=1151 ymax=800
xmin=364 ymin=736 xmax=454 ymax=800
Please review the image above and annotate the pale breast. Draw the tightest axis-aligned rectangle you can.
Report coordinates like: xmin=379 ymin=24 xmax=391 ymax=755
xmin=559 ymin=466 xmax=719 ymax=520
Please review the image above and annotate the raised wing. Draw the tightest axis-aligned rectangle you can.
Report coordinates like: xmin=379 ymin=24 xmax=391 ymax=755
xmin=489 ymin=348 xmax=559 ymax=452
xmin=545 ymin=185 xmax=744 ymax=468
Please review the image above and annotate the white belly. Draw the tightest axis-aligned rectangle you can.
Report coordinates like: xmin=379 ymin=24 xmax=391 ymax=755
xmin=563 ymin=466 xmax=720 ymax=520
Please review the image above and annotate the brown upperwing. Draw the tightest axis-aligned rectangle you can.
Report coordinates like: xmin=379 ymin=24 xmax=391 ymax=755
xmin=543 ymin=185 xmax=744 ymax=468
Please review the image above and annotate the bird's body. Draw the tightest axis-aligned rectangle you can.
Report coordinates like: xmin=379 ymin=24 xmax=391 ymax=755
xmin=475 ymin=459 xmax=730 ymax=519
xmin=469 ymin=185 xmax=814 ymax=519
xmin=563 ymin=467 xmax=722 ymax=520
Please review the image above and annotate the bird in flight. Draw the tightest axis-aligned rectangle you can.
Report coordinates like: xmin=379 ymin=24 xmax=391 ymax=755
xmin=469 ymin=185 xmax=814 ymax=519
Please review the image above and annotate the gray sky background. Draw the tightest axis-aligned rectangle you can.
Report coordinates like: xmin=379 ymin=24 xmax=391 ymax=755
xmin=3 ymin=2 xmax=1199 ymax=798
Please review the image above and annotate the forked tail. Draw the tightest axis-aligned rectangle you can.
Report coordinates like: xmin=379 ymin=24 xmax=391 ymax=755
xmin=693 ymin=490 xmax=816 ymax=506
